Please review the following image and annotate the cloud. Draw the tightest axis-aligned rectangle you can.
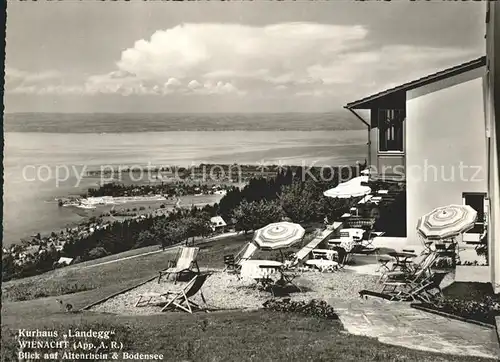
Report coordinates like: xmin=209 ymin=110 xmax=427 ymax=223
xmin=187 ymin=80 xmax=202 ymax=89
xmin=6 ymin=22 xmax=481 ymax=102
xmin=5 ymin=68 xmax=62 ymax=89
xmin=116 ymin=23 xmax=368 ymax=85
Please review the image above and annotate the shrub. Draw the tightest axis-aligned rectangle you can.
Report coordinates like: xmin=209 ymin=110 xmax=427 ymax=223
xmin=3 ymin=282 xmax=95 ymax=302
xmin=88 ymin=247 xmax=109 ymax=260
xmin=263 ymin=298 xmax=339 ymax=320
xmin=427 ymin=296 xmax=500 ymax=324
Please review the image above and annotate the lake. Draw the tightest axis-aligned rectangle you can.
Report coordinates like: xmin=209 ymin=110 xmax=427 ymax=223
xmin=3 ymin=130 xmax=367 ymax=245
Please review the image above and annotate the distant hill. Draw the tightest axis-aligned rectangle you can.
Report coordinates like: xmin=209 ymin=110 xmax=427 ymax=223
xmin=4 ymin=112 xmax=365 ymax=133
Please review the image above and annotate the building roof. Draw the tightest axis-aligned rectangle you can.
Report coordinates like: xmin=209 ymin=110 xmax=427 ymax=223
xmin=210 ymin=216 xmax=227 ymax=227
xmin=345 ymin=56 xmax=486 ymax=109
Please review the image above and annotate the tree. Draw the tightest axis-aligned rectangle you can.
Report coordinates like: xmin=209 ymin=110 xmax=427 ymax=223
xmin=2 ymin=254 xmax=16 ymax=281
xmin=218 ymin=187 xmax=243 ymax=220
xmin=232 ymin=200 xmax=283 ymax=234
xmin=136 ymin=230 xmax=158 ymax=248
xmin=321 ymin=196 xmax=354 ymax=222
xmin=294 ymin=166 xmax=304 ymax=182
xmin=284 ymin=168 xmax=294 ymax=186
xmin=88 ymin=247 xmax=110 ymax=260
xmin=279 ymin=182 xmax=322 ymax=223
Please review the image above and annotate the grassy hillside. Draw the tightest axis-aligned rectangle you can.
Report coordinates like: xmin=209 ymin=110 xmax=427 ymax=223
xmin=3 ymin=309 xmax=493 ymax=362
xmin=2 ymin=233 xmax=496 ymax=362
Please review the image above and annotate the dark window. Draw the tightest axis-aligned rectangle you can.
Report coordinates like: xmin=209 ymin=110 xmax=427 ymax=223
xmin=378 ymin=109 xmax=404 ymax=152
xmin=463 ymin=193 xmax=486 ymax=235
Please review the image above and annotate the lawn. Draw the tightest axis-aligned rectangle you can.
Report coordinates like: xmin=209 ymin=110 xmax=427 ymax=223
xmin=2 ymin=308 xmax=495 ymax=362
xmin=1 ymin=234 xmax=251 ymax=303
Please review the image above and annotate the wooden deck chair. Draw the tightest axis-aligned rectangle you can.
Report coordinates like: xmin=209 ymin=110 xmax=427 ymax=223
xmin=136 ymin=274 xmax=209 ymax=313
xmin=224 ymin=242 xmax=258 ymax=269
xmin=382 ymin=251 xmax=438 ymax=286
xmin=158 ymin=247 xmax=200 ymax=283
xmin=407 ymin=271 xmax=447 ymax=303
xmin=372 ymin=270 xmax=447 ymax=303
xmin=236 ymin=242 xmax=258 ymax=265
xmin=223 ymin=242 xmax=258 ymax=279
xmin=359 ymin=252 xmax=439 ymax=301
xmin=223 ymin=254 xmax=236 ymax=271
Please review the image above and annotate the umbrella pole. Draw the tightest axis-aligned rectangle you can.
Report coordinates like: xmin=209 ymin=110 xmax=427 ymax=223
xmin=280 ymin=250 xmax=284 ymax=263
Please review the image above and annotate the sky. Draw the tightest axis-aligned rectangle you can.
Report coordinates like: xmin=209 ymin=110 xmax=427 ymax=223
xmin=4 ymin=1 xmax=487 ymax=113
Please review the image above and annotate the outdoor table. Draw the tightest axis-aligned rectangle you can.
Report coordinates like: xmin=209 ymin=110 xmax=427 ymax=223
xmin=241 ymin=260 xmax=300 ymax=293
xmin=388 ymin=251 xmax=416 ymax=272
xmin=305 ymin=259 xmax=338 ymax=272
xmin=240 ymin=260 xmax=282 ymax=282
xmin=311 ymin=248 xmax=338 ymax=260
xmin=340 ymin=228 xmax=365 ymax=241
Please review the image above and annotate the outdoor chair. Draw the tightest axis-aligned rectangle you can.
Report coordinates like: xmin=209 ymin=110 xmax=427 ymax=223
xmin=158 ymin=247 xmax=200 ymax=284
xmin=136 ymin=274 xmax=209 ymax=313
xmin=358 ymin=271 xmax=443 ymax=302
xmin=434 ymin=241 xmax=459 ymax=267
xmin=285 ymin=232 xmax=326 ymax=268
xmin=223 ymin=254 xmax=236 ymax=270
xmin=375 ymin=252 xmax=395 ymax=283
xmin=343 ymin=217 xmax=376 ymax=230
xmin=384 ymin=250 xmax=438 ymax=281
xmin=362 ymin=230 xmax=384 ymax=249
xmin=258 ymin=265 xmax=301 ymax=296
xmin=410 ymin=271 xmax=447 ymax=303
xmin=327 ymin=231 xmax=352 ymax=249
xmin=223 ymin=242 xmax=258 ymax=274
xmin=312 ymin=249 xmax=337 ymax=261
xmin=360 ymin=251 xmax=439 ymax=301
xmin=331 ymin=246 xmax=349 ymax=269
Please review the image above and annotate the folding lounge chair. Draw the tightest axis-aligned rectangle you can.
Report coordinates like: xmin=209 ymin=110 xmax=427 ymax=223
xmin=364 ymin=269 xmax=447 ymax=303
xmin=158 ymin=247 xmax=200 ymax=283
xmin=359 ymin=252 xmax=438 ymax=301
xmin=223 ymin=242 xmax=258 ymax=271
xmin=407 ymin=271 xmax=447 ymax=303
xmin=223 ymin=254 xmax=237 ymax=271
xmin=383 ymin=251 xmax=438 ymax=285
xmin=136 ymin=274 xmax=209 ymax=313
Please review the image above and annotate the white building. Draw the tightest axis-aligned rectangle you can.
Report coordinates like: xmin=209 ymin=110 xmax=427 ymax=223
xmin=210 ymin=216 xmax=227 ymax=232
xmin=343 ymin=2 xmax=499 ymax=293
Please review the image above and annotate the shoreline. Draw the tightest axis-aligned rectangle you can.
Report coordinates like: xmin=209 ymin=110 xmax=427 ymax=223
xmin=61 ymin=195 xmax=168 ymax=208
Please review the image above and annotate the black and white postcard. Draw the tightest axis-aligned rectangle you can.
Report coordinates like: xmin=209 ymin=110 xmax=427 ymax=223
xmin=2 ymin=1 xmax=499 ymax=361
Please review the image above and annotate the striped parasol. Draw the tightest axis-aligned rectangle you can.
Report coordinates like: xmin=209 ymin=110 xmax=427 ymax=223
xmin=417 ymin=204 xmax=478 ymax=240
xmin=323 ymin=176 xmax=371 ymax=199
xmin=253 ymin=222 xmax=305 ymax=250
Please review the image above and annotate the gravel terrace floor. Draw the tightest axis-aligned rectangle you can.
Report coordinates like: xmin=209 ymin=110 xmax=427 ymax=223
xmin=90 ymin=269 xmax=379 ymax=315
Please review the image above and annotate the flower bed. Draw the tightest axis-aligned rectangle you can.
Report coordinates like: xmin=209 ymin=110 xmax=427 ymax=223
xmin=263 ymin=298 xmax=339 ymax=320
xmin=416 ymin=296 xmax=500 ymax=326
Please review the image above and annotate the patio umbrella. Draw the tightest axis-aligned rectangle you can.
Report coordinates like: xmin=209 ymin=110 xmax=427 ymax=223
xmin=416 ymin=204 xmax=478 ymax=240
xmin=253 ymin=222 xmax=305 ymax=251
xmin=323 ymin=176 xmax=371 ymax=199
